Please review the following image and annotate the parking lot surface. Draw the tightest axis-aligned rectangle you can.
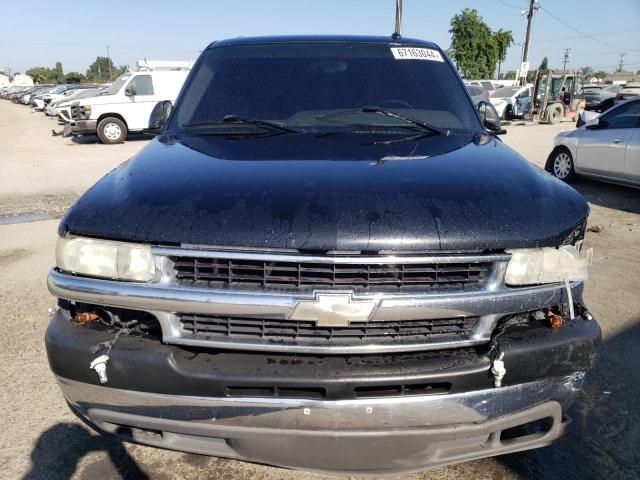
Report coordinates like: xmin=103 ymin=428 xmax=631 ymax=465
xmin=1 ymin=101 xmax=639 ymax=479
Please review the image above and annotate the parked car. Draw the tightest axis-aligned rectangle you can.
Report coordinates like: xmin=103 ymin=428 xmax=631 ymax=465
xmin=46 ymin=87 xmax=104 ymax=118
xmin=466 ymin=84 xmax=489 ymax=106
xmin=466 ymin=79 xmax=503 ymax=92
xmin=490 ymin=85 xmax=532 ymax=120
xmin=582 ymin=84 xmax=622 ymax=112
xmin=46 ymin=35 xmax=599 ymax=475
xmin=615 ymin=82 xmax=640 ymax=104
xmin=546 ymin=97 xmax=640 ymax=188
xmin=69 ymin=61 xmax=191 ymax=143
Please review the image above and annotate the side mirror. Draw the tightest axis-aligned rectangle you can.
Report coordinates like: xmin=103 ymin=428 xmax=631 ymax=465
xmin=578 ymin=110 xmax=600 ymax=128
xmin=586 ymin=119 xmax=608 ymax=130
xmin=477 ymin=100 xmax=506 ymax=135
xmin=148 ymin=100 xmax=172 ymax=133
xmin=124 ymin=84 xmax=136 ymax=96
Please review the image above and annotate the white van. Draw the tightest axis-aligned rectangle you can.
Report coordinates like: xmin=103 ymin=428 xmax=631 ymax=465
xmin=70 ymin=60 xmax=192 ymax=144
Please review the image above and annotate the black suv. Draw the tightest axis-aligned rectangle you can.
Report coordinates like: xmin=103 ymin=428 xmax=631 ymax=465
xmin=46 ymin=36 xmax=600 ymax=475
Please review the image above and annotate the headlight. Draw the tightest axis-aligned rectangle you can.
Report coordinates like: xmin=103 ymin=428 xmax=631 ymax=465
xmin=56 ymin=236 xmax=155 ymax=281
xmin=505 ymin=245 xmax=592 ymax=286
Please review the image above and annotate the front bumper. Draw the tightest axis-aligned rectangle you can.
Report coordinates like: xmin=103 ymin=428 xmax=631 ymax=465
xmin=60 ymin=376 xmax=576 ymax=475
xmin=71 ymin=119 xmax=97 ymax=135
xmin=46 ymin=309 xmax=600 ymax=474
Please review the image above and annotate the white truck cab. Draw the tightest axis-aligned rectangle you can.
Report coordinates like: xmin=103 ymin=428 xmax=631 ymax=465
xmin=70 ymin=60 xmax=192 ymax=144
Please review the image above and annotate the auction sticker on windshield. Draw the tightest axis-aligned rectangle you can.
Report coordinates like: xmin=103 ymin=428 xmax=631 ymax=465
xmin=391 ymin=47 xmax=444 ymax=62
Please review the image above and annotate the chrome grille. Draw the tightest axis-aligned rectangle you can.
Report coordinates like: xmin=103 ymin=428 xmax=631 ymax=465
xmin=179 ymin=313 xmax=479 ymax=348
xmin=171 ymin=256 xmax=492 ymax=291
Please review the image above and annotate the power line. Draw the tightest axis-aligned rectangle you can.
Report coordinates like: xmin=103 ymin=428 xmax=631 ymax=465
xmin=497 ymin=0 xmax=527 ymax=10
xmin=537 ymin=4 xmax=628 ymax=51
xmin=535 ymin=28 xmax=640 ymax=43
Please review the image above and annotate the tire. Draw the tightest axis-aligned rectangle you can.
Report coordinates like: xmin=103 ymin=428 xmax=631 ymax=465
xmin=548 ymin=148 xmax=576 ymax=182
xmin=97 ymin=117 xmax=127 ymax=144
xmin=501 ymin=106 xmax=512 ymax=121
xmin=547 ymin=105 xmax=563 ymax=124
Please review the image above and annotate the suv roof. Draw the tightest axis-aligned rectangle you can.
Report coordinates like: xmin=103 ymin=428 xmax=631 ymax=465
xmin=207 ymin=35 xmax=439 ymax=50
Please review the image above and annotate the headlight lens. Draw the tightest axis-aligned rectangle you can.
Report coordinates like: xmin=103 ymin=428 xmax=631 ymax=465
xmin=56 ymin=236 xmax=155 ymax=281
xmin=505 ymin=245 xmax=592 ymax=286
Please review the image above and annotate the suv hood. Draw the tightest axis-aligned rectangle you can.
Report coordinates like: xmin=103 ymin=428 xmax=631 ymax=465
xmin=60 ymin=132 xmax=588 ymax=252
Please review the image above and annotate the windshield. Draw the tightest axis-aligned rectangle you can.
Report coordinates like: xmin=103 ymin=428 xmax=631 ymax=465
xmin=102 ymin=74 xmax=130 ymax=95
xmin=492 ymin=87 xmax=521 ymax=98
xmin=174 ymin=43 xmax=481 ymax=132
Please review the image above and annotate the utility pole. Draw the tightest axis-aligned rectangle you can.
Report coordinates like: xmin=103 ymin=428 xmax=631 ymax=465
xmin=520 ymin=0 xmax=539 ymax=85
xmin=562 ymin=48 xmax=571 ymax=71
xmin=618 ymin=52 xmax=625 ymax=72
xmin=106 ymin=45 xmax=113 ymax=81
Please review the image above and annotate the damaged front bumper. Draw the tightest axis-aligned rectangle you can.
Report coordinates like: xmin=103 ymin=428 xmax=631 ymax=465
xmin=46 ymin=310 xmax=601 ymax=474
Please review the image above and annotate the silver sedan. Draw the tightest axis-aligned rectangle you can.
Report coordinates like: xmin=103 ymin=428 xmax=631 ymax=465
xmin=546 ymin=98 xmax=640 ymax=188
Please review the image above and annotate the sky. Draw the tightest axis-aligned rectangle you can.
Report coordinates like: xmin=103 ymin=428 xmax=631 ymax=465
xmin=1 ymin=0 xmax=639 ymax=77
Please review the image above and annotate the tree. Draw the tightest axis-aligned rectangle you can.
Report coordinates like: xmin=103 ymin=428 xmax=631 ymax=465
xmin=504 ymin=70 xmax=517 ymax=80
xmin=581 ymin=66 xmax=593 ymax=78
xmin=594 ymin=70 xmax=608 ymax=80
xmin=53 ymin=61 xmax=65 ymax=83
xmin=493 ymin=29 xmax=514 ymax=79
xmin=65 ymin=71 xmax=85 ymax=84
xmin=448 ymin=9 xmax=498 ymax=79
xmin=26 ymin=66 xmax=48 ymax=84
xmin=539 ymin=57 xmax=548 ymax=70
xmin=86 ymin=56 xmax=117 ymax=82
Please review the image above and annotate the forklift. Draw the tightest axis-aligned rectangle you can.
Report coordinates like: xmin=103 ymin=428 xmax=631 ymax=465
xmin=525 ymin=69 xmax=585 ymax=124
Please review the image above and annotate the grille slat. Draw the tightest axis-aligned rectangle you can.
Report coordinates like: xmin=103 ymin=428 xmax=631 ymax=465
xmin=172 ymin=256 xmax=491 ymax=291
xmin=180 ymin=314 xmax=479 ymax=346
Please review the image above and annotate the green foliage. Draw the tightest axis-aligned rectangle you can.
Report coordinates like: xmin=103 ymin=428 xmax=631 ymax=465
xmin=493 ymin=29 xmax=514 ymax=64
xmin=539 ymin=57 xmax=548 ymax=70
xmin=594 ymin=71 xmax=608 ymax=79
xmin=503 ymin=70 xmax=517 ymax=80
xmin=493 ymin=29 xmax=514 ymax=79
xmin=581 ymin=66 xmax=593 ymax=78
xmin=449 ymin=9 xmax=511 ymax=79
xmin=65 ymin=72 xmax=85 ymax=84
xmin=26 ymin=66 xmax=48 ymax=84
xmin=86 ymin=56 xmax=119 ymax=82
xmin=25 ymin=62 xmax=65 ymax=84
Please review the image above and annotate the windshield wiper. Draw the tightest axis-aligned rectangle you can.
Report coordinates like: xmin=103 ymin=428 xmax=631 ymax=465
xmin=317 ymin=106 xmax=447 ymax=136
xmin=183 ymin=115 xmax=298 ymax=133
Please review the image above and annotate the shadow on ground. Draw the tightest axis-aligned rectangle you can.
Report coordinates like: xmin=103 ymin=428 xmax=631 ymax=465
xmin=71 ymin=134 xmax=152 ymax=145
xmin=22 ymin=423 xmax=149 ymax=480
xmin=571 ymin=179 xmax=640 ymax=215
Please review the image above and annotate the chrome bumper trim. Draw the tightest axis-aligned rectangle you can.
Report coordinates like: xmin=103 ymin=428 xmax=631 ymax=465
xmin=59 ymin=374 xmax=584 ymax=431
xmin=48 ymin=269 xmax=582 ymax=353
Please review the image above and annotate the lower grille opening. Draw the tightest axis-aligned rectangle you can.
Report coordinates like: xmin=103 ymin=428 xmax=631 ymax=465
xmin=354 ymin=382 xmax=451 ymax=398
xmin=225 ymin=386 xmax=327 ymax=400
xmin=500 ymin=417 xmax=554 ymax=444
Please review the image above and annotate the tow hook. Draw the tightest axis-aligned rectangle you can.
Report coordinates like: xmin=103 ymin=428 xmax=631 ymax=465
xmin=491 ymin=350 xmax=506 ymax=388
xmin=90 ymin=354 xmax=110 ymax=384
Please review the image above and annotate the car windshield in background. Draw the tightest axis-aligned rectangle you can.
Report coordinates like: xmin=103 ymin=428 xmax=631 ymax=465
xmin=174 ymin=43 xmax=481 ymax=133
xmin=492 ymin=87 xmax=521 ymax=97
xmin=102 ymin=74 xmax=130 ymax=95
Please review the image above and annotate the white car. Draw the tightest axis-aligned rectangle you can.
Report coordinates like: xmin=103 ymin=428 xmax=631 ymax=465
xmin=489 ymin=85 xmax=532 ymax=120
xmin=546 ymin=98 xmax=640 ymax=188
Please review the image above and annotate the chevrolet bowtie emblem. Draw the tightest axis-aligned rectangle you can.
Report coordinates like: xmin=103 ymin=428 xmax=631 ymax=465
xmin=290 ymin=292 xmax=378 ymax=327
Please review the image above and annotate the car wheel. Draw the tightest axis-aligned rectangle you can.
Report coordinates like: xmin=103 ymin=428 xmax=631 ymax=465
xmin=548 ymin=105 xmax=563 ymax=124
xmin=97 ymin=117 xmax=127 ymax=144
xmin=550 ymin=149 xmax=576 ymax=182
